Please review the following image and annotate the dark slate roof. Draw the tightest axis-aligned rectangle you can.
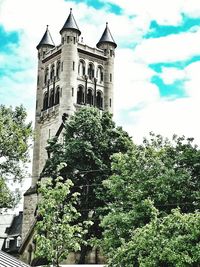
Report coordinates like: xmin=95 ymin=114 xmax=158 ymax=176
xmin=0 ymin=250 xmax=30 ymax=267
xmin=60 ymin=8 xmax=81 ymax=35
xmin=2 ymin=212 xmax=23 ymax=254
xmin=36 ymin=25 xmax=55 ymax=50
xmin=7 ymin=212 xmax=23 ymax=236
xmin=97 ymin=22 xmax=117 ymax=49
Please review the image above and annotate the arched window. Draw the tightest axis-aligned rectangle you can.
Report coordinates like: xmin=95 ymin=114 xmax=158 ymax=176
xmin=44 ymin=68 xmax=49 ymax=86
xmin=50 ymin=64 xmax=55 ymax=82
xmin=96 ymin=91 xmax=103 ymax=109
xmin=87 ymin=88 xmax=93 ymax=106
xmin=77 ymin=86 xmax=84 ymax=105
xmin=43 ymin=92 xmax=48 ymax=110
xmin=78 ymin=60 xmax=85 ymax=76
xmin=49 ymin=89 xmax=54 ymax=108
xmin=97 ymin=66 xmax=103 ymax=83
xmin=55 ymin=87 xmax=60 ymax=105
xmin=88 ymin=63 xmax=94 ymax=80
xmin=56 ymin=61 xmax=61 ymax=79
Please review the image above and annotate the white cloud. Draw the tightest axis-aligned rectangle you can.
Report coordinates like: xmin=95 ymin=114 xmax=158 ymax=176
xmin=114 ymin=48 xmax=159 ymax=111
xmin=133 ymin=27 xmax=200 ymax=64
xmin=124 ymin=96 xmax=200 ymax=145
xmin=184 ymin=61 xmax=200 ymax=98
xmin=159 ymin=67 xmax=186 ymax=84
xmin=101 ymin=0 xmax=200 ymax=25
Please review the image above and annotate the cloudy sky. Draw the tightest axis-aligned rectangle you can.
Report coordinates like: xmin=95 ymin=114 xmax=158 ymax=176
xmin=1 ymin=0 xmax=200 ymax=146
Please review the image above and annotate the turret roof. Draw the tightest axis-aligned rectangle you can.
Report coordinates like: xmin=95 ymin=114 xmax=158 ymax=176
xmin=60 ymin=8 xmax=81 ymax=35
xmin=36 ymin=26 xmax=55 ymax=50
xmin=97 ymin=23 xmax=117 ymax=49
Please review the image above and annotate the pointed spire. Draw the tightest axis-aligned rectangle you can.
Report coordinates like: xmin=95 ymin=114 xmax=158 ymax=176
xmin=60 ymin=8 xmax=81 ymax=36
xmin=36 ymin=25 xmax=55 ymax=50
xmin=96 ymin=22 xmax=117 ymax=49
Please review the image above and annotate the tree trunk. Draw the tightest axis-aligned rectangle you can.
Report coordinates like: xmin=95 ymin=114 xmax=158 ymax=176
xmin=78 ymin=245 xmax=88 ymax=264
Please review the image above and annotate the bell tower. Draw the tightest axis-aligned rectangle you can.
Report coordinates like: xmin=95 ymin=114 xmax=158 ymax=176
xmin=21 ymin=9 xmax=117 ymax=264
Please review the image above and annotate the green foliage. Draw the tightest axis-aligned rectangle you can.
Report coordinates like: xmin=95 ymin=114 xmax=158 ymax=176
xmin=42 ymin=107 xmax=132 ymax=262
xmin=0 ymin=105 xmax=32 ymax=209
xmin=108 ymin=210 xmax=200 ymax=267
xmin=0 ymin=178 xmax=20 ymax=209
xmin=102 ymin=133 xmax=200 ymax=264
xmin=35 ymin=174 xmax=91 ymax=267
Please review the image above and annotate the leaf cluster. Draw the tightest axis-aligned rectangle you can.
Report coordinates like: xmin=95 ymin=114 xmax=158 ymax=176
xmin=0 ymin=105 xmax=32 ymax=209
xmin=35 ymin=175 xmax=91 ymax=266
xmin=41 ymin=107 xmax=132 ymax=262
xmin=102 ymin=133 xmax=200 ymax=264
xmin=108 ymin=210 xmax=200 ymax=267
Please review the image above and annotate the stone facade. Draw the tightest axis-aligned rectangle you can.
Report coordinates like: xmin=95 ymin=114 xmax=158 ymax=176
xmin=21 ymin=8 xmax=116 ymax=264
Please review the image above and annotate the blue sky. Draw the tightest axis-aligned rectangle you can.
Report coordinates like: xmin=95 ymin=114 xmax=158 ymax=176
xmin=1 ymin=0 xmax=200 ymax=145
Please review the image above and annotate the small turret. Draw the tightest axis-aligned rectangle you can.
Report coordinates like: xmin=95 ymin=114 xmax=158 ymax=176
xmin=60 ymin=8 xmax=81 ymax=36
xmin=96 ymin=23 xmax=117 ymax=113
xmin=59 ymin=8 xmax=80 ymax=117
xmin=96 ymin=22 xmax=117 ymax=49
xmin=36 ymin=25 xmax=55 ymax=50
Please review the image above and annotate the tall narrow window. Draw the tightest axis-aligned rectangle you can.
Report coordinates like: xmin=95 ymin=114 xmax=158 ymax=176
xmin=50 ymin=64 xmax=55 ymax=82
xmin=55 ymin=87 xmax=60 ymax=105
xmin=43 ymin=92 xmax=48 ymax=110
xmin=73 ymin=61 xmax=75 ymax=71
xmin=16 ymin=236 xmax=22 ymax=248
xmin=28 ymin=244 xmax=33 ymax=265
xmin=97 ymin=66 xmax=103 ymax=83
xmin=72 ymin=87 xmax=74 ymax=96
xmin=56 ymin=61 xmax=61 ymax=79
xmin=110 ymin=73 xmax=112 ymax=82
xmin=5 ymin=238 xmax=10 ymax=249
xmin=77 ymin=86 xmax=84 ymax=104
xmin=88 ymin=63 xmax=94 ymax=80
xmin=87 ymin=89 xmax=93 ymax=106
xmin=78 ymin=60 xmax=85 ymax=76
xmin=49 ymin=89 xmax=54 ymax=107
xmin=97 ymin=91 xmax=103 ymax=109
xmin=44 ymin=68 xmax=49 ymax=86
xmin=110 ymin=98 xmax=112 ymax=107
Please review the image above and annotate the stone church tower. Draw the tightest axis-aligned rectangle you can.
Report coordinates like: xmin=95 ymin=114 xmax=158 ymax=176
xmin=21 ymin=8 xmax=117 ymax=263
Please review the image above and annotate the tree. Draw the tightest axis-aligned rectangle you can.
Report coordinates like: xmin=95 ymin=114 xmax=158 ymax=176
xmin=0 ymin=105 xmax=32 ymax=209
xmin=35 ymin=172 xmax=91 ymax=267
xmin=107 ymin=209 xmax=200 ymax=267
xmin=42 ymin=107 xmax=132 ymax=263
xmin=101 ymin=133 xmax=200 ymax=260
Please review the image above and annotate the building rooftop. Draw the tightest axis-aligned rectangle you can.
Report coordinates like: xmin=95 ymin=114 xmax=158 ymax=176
xmin=0 ymin=250 xmax=30 ymax=267
xmin=36 ymin=25 xmax=55 ymax=50
xmin=60 ymin=8 xmax=81 ymax=36
xmin=97 ymin=22 xmax=117 ymax=49
xmin=0 ymin=214 xmax=14 ymax=249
